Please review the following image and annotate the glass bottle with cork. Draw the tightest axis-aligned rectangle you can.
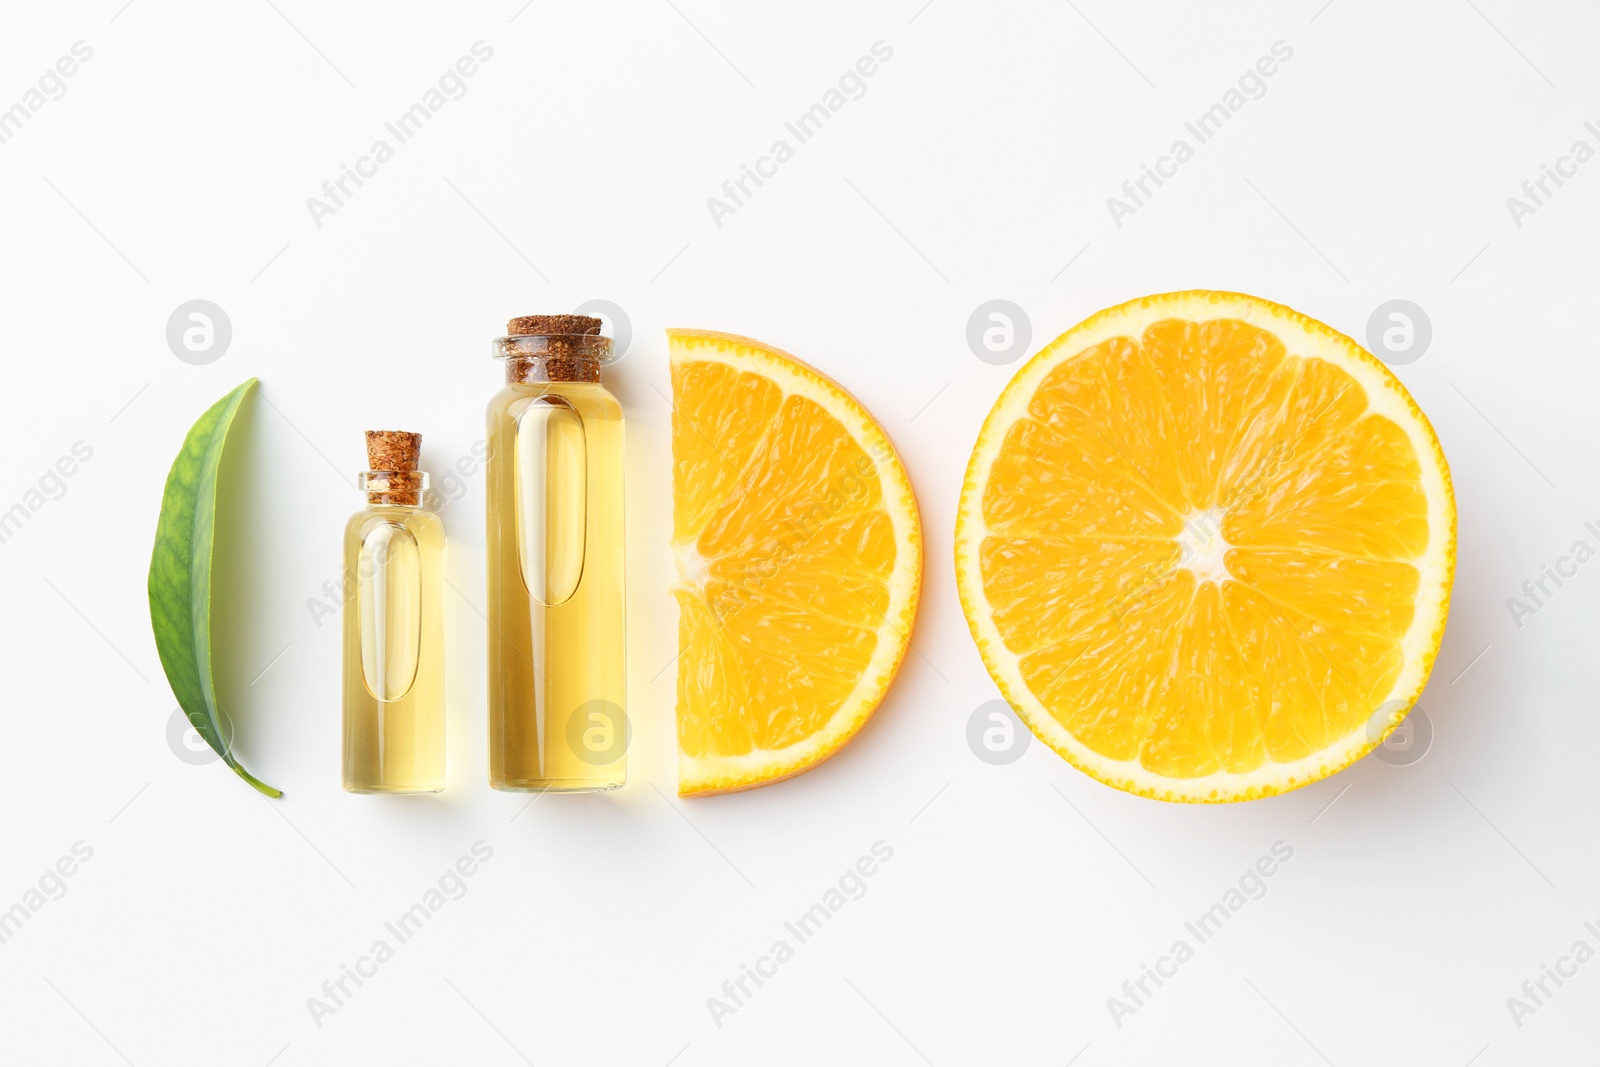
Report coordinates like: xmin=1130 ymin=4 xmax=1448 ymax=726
xmin=342 ymin=431 xmax=446 ymax=794
xmin=485 ymin=315 xmax=627 ymax=792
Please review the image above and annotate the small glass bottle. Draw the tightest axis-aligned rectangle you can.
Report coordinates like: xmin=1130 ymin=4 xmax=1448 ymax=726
xmin=342 ymin=431 xmax=446 ymax=794
xmin=486 ymin=315 xmax=626 ymax=792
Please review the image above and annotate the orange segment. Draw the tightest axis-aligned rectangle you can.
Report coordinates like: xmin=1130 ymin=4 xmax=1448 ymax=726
xmin=670 ymin=329 xmax=922 ymax=796
xmin=671 ymin=360 xmax=783 ymax=542
xmin=984 ymin=415 xmax=1181 ymax=538
xmin=1227 ymin=411 xmax=1431 ymax=558
xmin=956 ymin=291 xmax=1455 ymax=802
xmin=1140 ymin=317 xmax=1290 ymax=508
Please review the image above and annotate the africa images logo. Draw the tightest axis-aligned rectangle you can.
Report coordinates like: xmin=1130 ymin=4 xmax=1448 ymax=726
xmin=1105 ymin=40 xmax=1294 ymax=227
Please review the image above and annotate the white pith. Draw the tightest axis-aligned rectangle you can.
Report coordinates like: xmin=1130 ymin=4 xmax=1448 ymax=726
xmin=674 ymin=542 xmax=709 ymax=587
xmin=1176 ymin=507 xmax=1233 ymax=586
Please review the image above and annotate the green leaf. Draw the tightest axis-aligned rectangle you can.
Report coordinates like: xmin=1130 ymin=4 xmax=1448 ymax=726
xmin=148 ymin=378 xmax=281 ymax=798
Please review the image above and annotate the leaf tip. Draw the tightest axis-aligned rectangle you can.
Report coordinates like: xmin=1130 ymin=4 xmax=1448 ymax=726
xmin=232 ymin=762 xmax=283 ymax=799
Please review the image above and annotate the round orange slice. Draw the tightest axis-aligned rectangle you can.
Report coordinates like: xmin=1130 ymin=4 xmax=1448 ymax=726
xmin=955 ymin=291 xmax=1455 ymax=802
xmin=669 ymin=329 xmax=923 ymax=796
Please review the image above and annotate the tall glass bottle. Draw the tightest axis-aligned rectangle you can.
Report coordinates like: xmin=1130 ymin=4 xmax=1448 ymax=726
xmin=342 ymin=431 xmax=446 ymax=794
xmin=487 ymin=316 xmax=626 ymax=792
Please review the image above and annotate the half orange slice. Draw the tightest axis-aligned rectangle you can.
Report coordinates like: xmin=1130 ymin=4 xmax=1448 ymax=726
xmin=670 ymin=329 xmax=923 ymax=796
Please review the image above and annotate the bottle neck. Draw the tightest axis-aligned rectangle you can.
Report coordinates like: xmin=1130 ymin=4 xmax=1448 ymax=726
xmin=494 ymin=332 xmax=611 ymax=385
xmin=505 ymin=355 xmax=601 ymax=385
xmin=360 ymin=471 xmax=427 ymax=507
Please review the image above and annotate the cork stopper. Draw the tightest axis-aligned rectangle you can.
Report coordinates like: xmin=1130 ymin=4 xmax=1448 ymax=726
xmin=501 ymin=314 xmax=608 ymax=383
xmin=506 ymin=315 xmax=603 ymax=337
xmin=364 ymin=430 xmax=423 ymax=505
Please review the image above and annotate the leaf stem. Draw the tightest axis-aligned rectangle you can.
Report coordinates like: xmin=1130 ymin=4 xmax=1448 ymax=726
xmin=231 ymin=761 xmax=283 ymax=799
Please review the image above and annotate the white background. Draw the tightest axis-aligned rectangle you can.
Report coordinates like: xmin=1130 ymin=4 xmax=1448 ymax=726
xmin=1 ymin=1 xmax=1594 ymax=1064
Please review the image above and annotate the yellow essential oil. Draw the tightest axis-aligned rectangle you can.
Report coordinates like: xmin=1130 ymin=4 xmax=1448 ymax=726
xmin=342 ymin=432 xmax=446 ymax=794
xmin=486 ymin=317 xmax=626 ymax=791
